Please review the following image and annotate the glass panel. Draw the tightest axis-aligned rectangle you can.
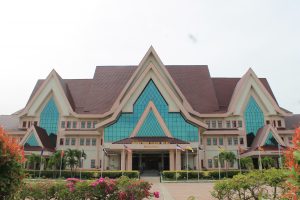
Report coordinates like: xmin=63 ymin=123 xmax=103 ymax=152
xmin=92 ymin=138 xmax=96 ymax=146
xmin=265 ymin=131 xmax=279 ymax=146
xmin=104 ymin=80 xmax=198 ymax=142
xmin=25 ymin=132 xmax=39 ymax=146
xmin=136 ymin=110 xmax=165 ymax=137
xmin=219 ymin=137 xmax=223 ymax=145
xmin=244 ymin=96 xmax=264 ymax=136
xmin=80 ymin=138 xmax=84 ymax=146
xmin=39 ymin=97 xmax=59 ymax=135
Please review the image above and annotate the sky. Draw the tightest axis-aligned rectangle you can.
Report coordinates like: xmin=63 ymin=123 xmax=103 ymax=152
xmin=0 ymin=0 xmax=299 ymax=115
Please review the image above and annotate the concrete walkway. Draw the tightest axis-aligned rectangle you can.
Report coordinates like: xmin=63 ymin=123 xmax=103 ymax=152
xmin=141 ymin=176 xmax=215 ymax=200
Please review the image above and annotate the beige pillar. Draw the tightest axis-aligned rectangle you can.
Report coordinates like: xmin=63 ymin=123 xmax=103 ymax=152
xmin=169 ymin=150 xmax=175 ymax=170
xmin=175 ymin=150 xmax=181 ymax=170
xmin=126 ymin=151 xmax=132 ymax=171
xmin=121 ymin=150 xmax=126 ymax=171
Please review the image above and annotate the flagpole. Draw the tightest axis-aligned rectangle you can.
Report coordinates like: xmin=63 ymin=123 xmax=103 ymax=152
xmin=60 ymin=151 xmax=63 ymax=178
xmin=258 ymin=147 xmax=262 ymax=171
xmin=39 ymin=154 xmax=43 ymax=178
xmin=218 ymin=153 xmax=221 ymax=180
xmin=80 ymin=150 xmax=82 ymax=180
xmin=278 ymin=144 xmax=282 ymax=169
xmin=175 ymin=147 xmax=177 ymax=182
xmin=186 ymin=149 xmax=189 ymax=181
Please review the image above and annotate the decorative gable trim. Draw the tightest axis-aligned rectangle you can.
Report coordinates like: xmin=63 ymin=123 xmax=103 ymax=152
xmin=130 ymin=101 xmax=172 ymax=138
xmin=20 ymin=126 xmax=43 ymax=147
xmin=259 ymin=126 xmax=285 ymax=147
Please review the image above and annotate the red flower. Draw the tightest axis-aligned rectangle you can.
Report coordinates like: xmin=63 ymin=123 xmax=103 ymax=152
xmin=153 ymin=191 xmax=160 ymax=198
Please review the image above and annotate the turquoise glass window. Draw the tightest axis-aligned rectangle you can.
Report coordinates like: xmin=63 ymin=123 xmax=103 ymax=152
xmin=265 ymin=131 xmax=278 ymax=146
xmin=104 ymin=80 xmax=198 ymax=142
xmin=136 ymin=110 xmax=166 ymax=137
xmin=244 ymin=96 xmax=264 ymax=137
xmin=39 ymin=97 xmax=59 ymax=135
xmin=25 ymin=132 xmax=39 ymax=146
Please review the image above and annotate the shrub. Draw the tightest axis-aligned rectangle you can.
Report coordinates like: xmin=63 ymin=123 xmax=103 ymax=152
xmin=211 ymin=169 xmax=288 ymax=200
xmin=16 ymin=176 xmax=158 ymax=200
xmin=25 ymin=169 xmax=140 ymax=179
xmin=0 ymin=127 xmax=25 ymax=199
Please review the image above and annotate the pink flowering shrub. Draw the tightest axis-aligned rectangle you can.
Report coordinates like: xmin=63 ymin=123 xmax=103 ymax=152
xmin=16 ymin=176 xmax=159 ymax=200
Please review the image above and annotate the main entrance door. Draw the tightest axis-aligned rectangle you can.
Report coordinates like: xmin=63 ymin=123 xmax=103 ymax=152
xmin=132 ymin=152 xmax=169 ymax=171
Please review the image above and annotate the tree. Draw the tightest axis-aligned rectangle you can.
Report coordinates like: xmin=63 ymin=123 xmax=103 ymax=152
xmin=48 ymin=150 xmax=65 ymax=170
xmin=261 ymin=156 xmax=275 ymax=169
xmin=219 ymin=151 xmax=236 ymax=176
xmin=65 ymin=149 xmax=86 ymax=176
xmin=0 ymin=127 xmax=25 ymax=199
xmin=240 ymin=157 xmax=254 ymax=170
xmin=27 ymin=153 xmax=44 ymax=177
xmin=283 ymin=128 xmax=300 ymax=199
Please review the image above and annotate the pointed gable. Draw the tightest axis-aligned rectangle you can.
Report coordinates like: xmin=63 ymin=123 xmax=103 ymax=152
xmin=136 ymin=110 xmax=166 ymax=137
xmin=264 ymin=131 xmax=279 ymax=146
xmin=25 ymin=132 xmax=39 ymax=146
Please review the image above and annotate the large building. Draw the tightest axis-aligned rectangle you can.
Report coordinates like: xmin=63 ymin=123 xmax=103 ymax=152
xmin=0 ymin=47 xmax=299 ymax=171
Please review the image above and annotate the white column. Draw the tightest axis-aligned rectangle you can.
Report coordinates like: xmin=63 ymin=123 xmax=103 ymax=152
xmin=169 ymin=150 xmax=175 ymax=170
xmin=127 ymin=151 xmax=132 ymax=171
xmin=176 ymin=150 xmax=181 ymax=170
xmin=121 ymin=150 xmax=126 ymax=171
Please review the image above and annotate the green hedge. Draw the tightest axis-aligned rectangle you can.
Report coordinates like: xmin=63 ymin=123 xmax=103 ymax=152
xmin=25 ymin=170 xmax=140 ymax=179
xmin=161 ymin=170 xmax=243 ymax=181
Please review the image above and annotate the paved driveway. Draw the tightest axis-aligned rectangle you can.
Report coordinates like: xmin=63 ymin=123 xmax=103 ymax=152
xmin=143 ymin=177 xmax=215 ymax=200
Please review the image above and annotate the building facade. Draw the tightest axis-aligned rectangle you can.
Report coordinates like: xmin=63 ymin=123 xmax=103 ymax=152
xmin=1 ymin=47 xmax=298 ymax=171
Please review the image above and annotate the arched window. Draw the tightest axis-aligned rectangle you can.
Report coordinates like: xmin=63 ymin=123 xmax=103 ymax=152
xmin=39 ymin=97 xmax=59 ymax=135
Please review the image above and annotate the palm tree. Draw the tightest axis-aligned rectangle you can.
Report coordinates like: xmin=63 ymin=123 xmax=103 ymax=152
xmin=240 ymin=157 xmax=254 ymax=170
xmin=27 ymin=154 xmax=43 ymax=177
xmin=65 ymin=149 xmax=78 ymax=176
xmin=48 ymin=150 xmax=65 ymax=170
xmin=219 ymin=151 xmax=236 ymax=177
xmin=74 ymin=149 xmax=86 ymax=169
xmin=261 ymin=156 xmax=275 ymax=169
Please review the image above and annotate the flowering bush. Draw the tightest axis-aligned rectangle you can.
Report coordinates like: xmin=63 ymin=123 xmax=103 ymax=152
xmin=283 ymin=128 xmax=300 ymax=199
xmin=0 ymin=127 xmax=25 ymax=199
xmin=16 ymin=176 xmax=159 ymax=200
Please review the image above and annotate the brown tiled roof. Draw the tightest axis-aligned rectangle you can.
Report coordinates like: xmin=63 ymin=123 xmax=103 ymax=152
xmin=24 ymin=145 xmax=55 ymax=152
xmin=34 ymin=125 xmax=57 ymax=150
xmin=0 ymin=114 xmax=19 ymax=130
xmin=112 ymin=136 xmax=189 ymax=144
xmin=26 ymin=66 xmax=280 ymax=114
xmin=285 ymin=114 xmax=300 ymax=130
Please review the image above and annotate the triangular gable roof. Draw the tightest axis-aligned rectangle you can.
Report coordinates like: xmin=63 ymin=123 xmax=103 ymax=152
xmin=250 ymin=125 xmax=285 ymax=151
xmin=20 ymin=125 xmax=56 ymax=151
xmin=19 ymin=70 xmax=75 ymax=117
xmin=228 ymin=68 xmax=289 ymax=116
xmin=96 ymin=47 xmax=208 ymax=129
xmin=130 ymin=101 xmax=172 ymax=138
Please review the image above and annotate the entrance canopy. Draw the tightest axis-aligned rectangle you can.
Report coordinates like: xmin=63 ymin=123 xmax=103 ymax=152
xmin=112 ymin=136 xmax=189 ymax=144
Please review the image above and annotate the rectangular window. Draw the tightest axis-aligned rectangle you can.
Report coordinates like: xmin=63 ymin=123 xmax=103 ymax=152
xmin=87 ymin=121 xmax=92 ymax=129
xmin=205 ymin=121 xmax=211 ymax=128
xmin=226 ymin=121 xmax=231 ymax=128
xmin=71 ymin=138 xmax=76 ymax=146
xmin=228 ymin=137 xmax=233 ymax=146
xmin=86 ymin=138 xmax=91 ymax=146
xmin=266 ymin=120 xmax=270 ymax=125
xmin=207 ymin=138 xmax=211 ymax=146
xmin=28 ymin=121 xmax=31 ymax=128
xmin=80 ymin=138 xmax=85 ymax=146
xmin=92 ymin=138 xmax=96 ymax=146
xmin=217 ymin=121 xmax=223 ymax=128
xmin=66 ymin=138 xmax=70 ymax=146
xmin=72 ymin=121 xmax=77 ymax=129
xmin=91 ymin=159 xmax=96 ymax=168
xmin=67 ymin=121 xmax=71 ymax=129
xmin=60 ymin=138 xmax=64 ymax=145
xmin=61 ymin=121 xmax=65 ymax=128
xmin=277 ymin=120 xmax=282 ymax=127
xmin=93 ymin=121 xmax=97 ymax=128
xmin=219 ymin=137 xmax=224 ymax=146
xmin=81 ymin=121 xmax=86 ymax=129
xmin=233 ymin=137 xmax=238 ymax=145
xmin=22 ymin=121 xmax=27 ymax=128
xmin=239 ymin=137 xmax=244 ymax=145
xmin=34 ymin=121 xmax=38 ymax=126
xmin=232 ymin=121 xmax=237 ymax=128
xmin=211 ymin=121 xmax=217 ymax=129
xmin=238 ymin=120 xmax=243 ymax=128
xmin=213 ymin=138 xmax=217 ymax=146
xmin=208 ymin=159 xmax=213 ymax=168
xmin=273 ymin=120 xmax=276 ymax=127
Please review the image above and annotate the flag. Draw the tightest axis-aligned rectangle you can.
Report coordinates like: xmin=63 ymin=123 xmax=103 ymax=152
xmin=40 ymin=148 xmax=44 ymax=156
xmin=124 ymin=145 xmax=132 ymax=153
xmin=218 ymin=146 xmax=225 ymax=152
xmin=176 ymin=144 xmax=185 ymax=151
xmin=185 ymin=146 xmax=194 ymax=152
xmin=60 ymin=150 xmax=64 ymax=158
xmin=258 ymin=146 xmax=264 ymax=151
